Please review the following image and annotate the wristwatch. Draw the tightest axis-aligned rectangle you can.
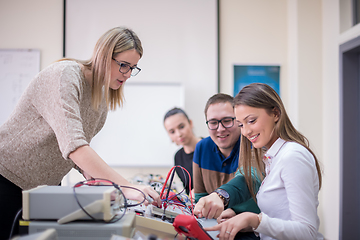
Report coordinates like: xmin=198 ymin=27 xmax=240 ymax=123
xmin=214 ymin=189 xmax=230 ymax=207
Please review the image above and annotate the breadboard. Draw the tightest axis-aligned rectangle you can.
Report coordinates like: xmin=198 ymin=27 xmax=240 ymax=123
xmin=135 ymin=214 xmax=177 ymax=238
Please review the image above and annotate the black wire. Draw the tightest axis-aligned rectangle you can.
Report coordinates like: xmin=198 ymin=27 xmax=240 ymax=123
xmin=107 ymin=207 xmax=126 ymax=224
xmin=162 ymin=168 xmax=176 ymax=217
xmin=119 ymin=185 xmax=146 ymax=207
xmin=9 ymin=208 xmax=22 ymax=239
xmin=170 ymin=166 xmax=193 ymax=212
xmin=74 ymin=178 xmax=147 ymax=206
xmin=176 ymin=165 xmax=187 ymax=195
xmin=158 ymin=166 xmax=195 ymax=218
xmin=110 ymin=185 xmax=146 ymax=223
xmin=72 ymin=181 xmax=123 ymax=223
xmin=72 ymin=178 xmax=146 ymax=223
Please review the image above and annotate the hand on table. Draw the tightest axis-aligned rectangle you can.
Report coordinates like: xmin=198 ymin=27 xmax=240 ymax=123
xmin=122 ymin=184 xmax=161 ymax=207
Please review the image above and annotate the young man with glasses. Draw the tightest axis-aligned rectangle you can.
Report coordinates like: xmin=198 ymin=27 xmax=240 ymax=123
xmin=193 ymin=94 xmax=260 ymax=232
xmin=193 ymin=93 xmax=241 ymax=202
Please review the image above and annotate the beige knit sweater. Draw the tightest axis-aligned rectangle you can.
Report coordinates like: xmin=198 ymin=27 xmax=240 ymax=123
xmin=0 ymin=61 xmax=107 ymax=190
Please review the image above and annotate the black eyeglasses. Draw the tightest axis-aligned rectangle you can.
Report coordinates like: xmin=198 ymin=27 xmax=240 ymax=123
xmin=112 ymin=58 xmax=141 ymax=76
xmin=206 ymin=117 xmax=236 ymax=130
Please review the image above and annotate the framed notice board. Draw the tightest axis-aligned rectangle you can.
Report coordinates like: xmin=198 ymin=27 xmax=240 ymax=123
xmin=233 ymin=65 xmax=280 ymax=96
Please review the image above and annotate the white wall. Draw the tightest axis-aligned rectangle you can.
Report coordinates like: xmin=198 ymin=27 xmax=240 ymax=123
xmin=340 ymin=0 xmax=352 ymax=33
xmin=0 ymin=0 xmax=63 ymax=69
xmin=0 ymin=0 xmax=345 ymax=239
xmin=220 ymin=0 xmax=288 ymax=102
xmin=322 ymin=0 xmax=340 ymax=238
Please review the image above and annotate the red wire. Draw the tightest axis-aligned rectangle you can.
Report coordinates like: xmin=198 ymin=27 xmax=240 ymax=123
xmin=159 ymin=166 xmax=176 ymax=199
xmin=177 ymin=166 xmax=194 ymax=216
xmin=159 ymin=165 xmax=194 ymax=216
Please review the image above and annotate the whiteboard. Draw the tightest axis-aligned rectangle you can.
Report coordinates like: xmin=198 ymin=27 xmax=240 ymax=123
xmin=0 ymin=49 xmax=40 ymax=125
xmin=90 ymin=83 xmax=184 ymax=167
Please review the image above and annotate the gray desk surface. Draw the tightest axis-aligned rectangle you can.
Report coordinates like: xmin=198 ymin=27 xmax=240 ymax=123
xmin=21 ymin=213 xmax=220 ymax=240
xmin=198 ymin=218 xmax=220 ymax=239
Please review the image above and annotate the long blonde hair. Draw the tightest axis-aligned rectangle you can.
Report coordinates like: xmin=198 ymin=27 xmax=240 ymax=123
xmin=234 ymin=83 xmax=322 ymax=199
xmin=61 ymin=27 xmax=143 ymax=110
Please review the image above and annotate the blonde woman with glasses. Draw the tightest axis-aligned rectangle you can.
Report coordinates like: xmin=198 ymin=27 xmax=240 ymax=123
xmin=0 ymin=27 xmax=160 ymax=239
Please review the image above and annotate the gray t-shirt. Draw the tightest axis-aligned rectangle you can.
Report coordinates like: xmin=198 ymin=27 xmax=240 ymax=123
xmin=0 ymin=60 xmax=107 ymax=190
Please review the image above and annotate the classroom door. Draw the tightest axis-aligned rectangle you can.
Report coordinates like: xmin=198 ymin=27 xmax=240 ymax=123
xmin=340 ymin=36 xmax=360 ymax=240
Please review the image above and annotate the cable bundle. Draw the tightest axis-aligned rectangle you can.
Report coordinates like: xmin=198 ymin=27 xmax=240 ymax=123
xmin=159 ymin=166 xmax=194 ymax=218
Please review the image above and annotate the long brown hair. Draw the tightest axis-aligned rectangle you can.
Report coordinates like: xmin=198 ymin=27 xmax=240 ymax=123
xmin=61 ymin=27 xmax=143 ymax=110
xmin=234 ymin=83 xmax=322 ymax=199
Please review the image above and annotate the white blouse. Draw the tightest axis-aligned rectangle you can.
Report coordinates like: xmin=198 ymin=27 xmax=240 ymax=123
xmin=254 ymin=138 xmax=323 ymax=240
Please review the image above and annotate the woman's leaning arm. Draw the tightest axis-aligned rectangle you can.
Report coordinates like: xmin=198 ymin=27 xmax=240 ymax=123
xmin=69 ymin=145 xmax=160 ymax=205
xmin=69 ymin=145 xmax=130 ymax=185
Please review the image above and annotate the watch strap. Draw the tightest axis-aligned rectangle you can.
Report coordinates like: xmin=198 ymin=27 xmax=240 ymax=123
xmin=214 ymin=189 xmax=229 ymax=207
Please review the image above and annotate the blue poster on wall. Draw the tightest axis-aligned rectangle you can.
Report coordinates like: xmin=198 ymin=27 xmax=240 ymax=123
xmin=233 ymin=65 xmax=280 ymax=96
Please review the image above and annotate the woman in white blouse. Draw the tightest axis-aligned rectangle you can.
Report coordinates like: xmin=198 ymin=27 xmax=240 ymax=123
xmin=203 ymin=83 xmax=323 ymax=240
